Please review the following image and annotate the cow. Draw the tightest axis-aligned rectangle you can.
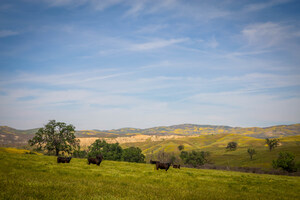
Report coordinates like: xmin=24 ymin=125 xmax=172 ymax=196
xmin=57 ymin=157 xmax=72 ymax=163
xmin=88 ymin=154 xmax=103 ymax=166
xmin=156 ymin=162 xmax=171 ymax=171
xmin=173 ymin=164 xmax=180 ymax=169
xmin=150 ymin=159 xmax=160 ymax=164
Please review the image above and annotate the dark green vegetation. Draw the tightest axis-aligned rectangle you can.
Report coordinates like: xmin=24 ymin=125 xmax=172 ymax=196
xmin=122 ymin=147 xmax=145 ymax=163
xmin=266 ymin=138 xmax=280 ymax=151
xmin=0 ymin=148 xmax=299 ymax=200
xmin=180 ymin=150 xmax=210 ymax=167
xmin=273 ymin=152 xmax=297 ymax=173
xmin=88 ymin=139 xmax=123 ymax=160
xmin=226 ymin=141 xmax=238 ymax=151
xmin=29 ymin=120 xmax=79 ymax=156
xmin=1 ymin=124 xmax=300 ymax=145
xmin=247 ymin=148 xmax=256 ymax=160
xmin=83 ymin=139 xmax=145 ymax=163
xmin=121 ymin=134 xmax=300 ymax=171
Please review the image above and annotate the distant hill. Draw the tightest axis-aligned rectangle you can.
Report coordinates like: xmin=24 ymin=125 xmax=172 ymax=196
xmin=1 ymin=123 xmax=300 ymax=145
xmin=0 ymin=126 xmax=39 ymax=145
xmin=78 ymin=123 xmax=300 ymax=138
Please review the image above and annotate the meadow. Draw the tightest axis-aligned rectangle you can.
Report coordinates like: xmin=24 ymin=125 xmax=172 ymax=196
xmin=0 ymin=148 xmax=299 ymax=200
xmin=121 ymin=134 xmax=300 ymax=170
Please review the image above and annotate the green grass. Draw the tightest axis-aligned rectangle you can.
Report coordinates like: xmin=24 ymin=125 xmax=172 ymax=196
xmin=0 ymin=148 xmax=299 ymax=200
xmin=121 ymin=134 xmax=300 ymax=170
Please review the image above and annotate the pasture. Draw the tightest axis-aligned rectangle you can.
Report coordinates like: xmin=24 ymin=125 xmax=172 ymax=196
xmin=121 ymin=134 xmax=300 ymax=170
xmin=0 ymin=148 xmax=299 ymax=200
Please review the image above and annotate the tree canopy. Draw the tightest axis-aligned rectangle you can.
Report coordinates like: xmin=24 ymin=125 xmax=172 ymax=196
xmin=272 ymin=152 xmax=297 ymax=173
xmin=247 ymin=148 xmax=256 ymax=160
xmin=226 ymin=142 xmax=238 ymax=151
xmin=88 ymin=139 xmax=123 ymax=161
xmin=178 ymin=145 xmax=184 ymax=151
xmin=180 ymin=150 xmax=210 ymax=167
xmin=265 ymin=138 xmax=279 ymax=151
xmin=122 ymin=147 xmax=145 ymax=163
xmin=28 ymin=120 xmax=79 ymax=156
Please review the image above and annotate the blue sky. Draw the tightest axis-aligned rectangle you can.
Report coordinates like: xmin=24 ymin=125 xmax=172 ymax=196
xmin=0 ymin=0 xmax=300 ymax=130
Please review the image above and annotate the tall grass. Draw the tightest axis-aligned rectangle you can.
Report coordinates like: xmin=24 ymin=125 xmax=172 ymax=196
xmin=0 ymin=148 xmax=299 ymax=199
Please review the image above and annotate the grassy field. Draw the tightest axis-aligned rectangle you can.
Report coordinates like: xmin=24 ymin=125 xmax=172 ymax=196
xmin=121 ymin=134 xmax=300 ymax=170
xmin=0 ymin=148 xmax=299 ymax=200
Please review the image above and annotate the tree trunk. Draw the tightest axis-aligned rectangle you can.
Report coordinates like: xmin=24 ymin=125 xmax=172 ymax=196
xmin=56 ymin=148 xmax=59 ymax=156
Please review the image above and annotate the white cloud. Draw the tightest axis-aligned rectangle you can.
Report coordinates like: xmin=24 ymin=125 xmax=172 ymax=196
xmin=129 ymin=38 xmax=188 ymax=51
xmin=244 ymin=0 xmax=292 ymax=12
xmin=241 ymin=22 xmax=299 ymax=49
xmin=206 ymin=37 xmax=219 ymax=48
xmin=0 ymin=30 xmax=18 ymax=37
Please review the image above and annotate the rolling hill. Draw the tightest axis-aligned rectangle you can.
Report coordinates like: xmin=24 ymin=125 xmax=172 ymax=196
xmin=1 ymin=123 xmax=300 ymax=145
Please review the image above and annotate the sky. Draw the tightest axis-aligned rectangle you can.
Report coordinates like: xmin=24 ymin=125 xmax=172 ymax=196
xmin=0 ymin=0 xmax=300 ymax=130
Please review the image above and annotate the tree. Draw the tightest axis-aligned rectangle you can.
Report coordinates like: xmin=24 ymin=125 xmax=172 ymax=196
xmin=178 ymin=145 xmax=184 ymax=151
xmin=226 ymin=142 xmax=237 ymax=151
xmin=122 ymin=147 xmax=145 ymax=163
xmin=28 ymin=120 xmax=79 ymax=156
xmin=88 ymin=139 xmax=123 ymax=161
xmin=180 ymin=150 xmax=210 ymax=167
xmin=247 ymin=148 xmax=256 ymax=160
xmin=272 ymin=152 xmax=296 ymax=172
xmin=265 ymin=138 xmax=279 ymax=151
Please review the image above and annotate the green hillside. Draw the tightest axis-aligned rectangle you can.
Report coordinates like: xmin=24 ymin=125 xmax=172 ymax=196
xmin=0 ymin=148 xmax=299 ymax=200
xmin=0 ymin=126 xmax=39 ymax=145
xmin=78 ymin=123 xmax=300 ymax=138
xmin=121 ymin=134 xmax=300 ymax=170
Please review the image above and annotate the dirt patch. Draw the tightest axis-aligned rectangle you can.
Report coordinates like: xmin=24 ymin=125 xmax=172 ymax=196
xmin=79 ymin=135 xmax=190 ymax=147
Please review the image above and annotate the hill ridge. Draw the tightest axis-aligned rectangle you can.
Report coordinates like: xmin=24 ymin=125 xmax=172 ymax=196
xmin=1 ymin=123 xmax=300 ymax=145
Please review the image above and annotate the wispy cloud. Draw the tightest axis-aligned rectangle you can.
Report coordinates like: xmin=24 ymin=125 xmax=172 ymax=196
xmin=129 ymin=38 xmax=188 ymax=51
xmin=244 ymin=0 xmax=292 ymax=12
xmin=0 ymin=30 xmax=18 ymax=37
xmin=242 ymin=22 xmax=300 ymax=49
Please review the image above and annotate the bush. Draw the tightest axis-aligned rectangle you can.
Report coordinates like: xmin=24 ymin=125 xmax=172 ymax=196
xmin=178 ymin=145 xmax=184 ymax=151
xmin=122 ymin=147 xmax=145 ymax=163
xmin=226 ymin=142 xmax=237 ymax=151
xmin=73 ymin=149 xmax=88 ymax=158
xmin=180 ymin=150 xmax=210 ymax=167
xmin=272 ymin=152 xmax=297 ymax=173
xmin=88 ymin=139 xmax=123 ymax=161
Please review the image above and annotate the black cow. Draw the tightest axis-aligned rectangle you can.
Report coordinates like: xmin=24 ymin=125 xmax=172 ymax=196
xmin=57 ymin=157 xmax=72 ymax=163
xmin=150 ymin=159 xmax=160 ymax=164
xmin=88 ymin=154 xmax=103 ymax=166
xmin=173 ymin=164 xmax=180 ymax=169
xmin=156 ymin=162 xmax=171 ymax=171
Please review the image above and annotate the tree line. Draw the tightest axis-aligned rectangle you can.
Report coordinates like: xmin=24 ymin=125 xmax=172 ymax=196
xmin=29 ymin=120 xmax=145 ymax=163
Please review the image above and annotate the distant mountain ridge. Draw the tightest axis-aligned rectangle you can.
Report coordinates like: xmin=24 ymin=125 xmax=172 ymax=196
xmin=1 ymin=123 xmax=300 ymax=145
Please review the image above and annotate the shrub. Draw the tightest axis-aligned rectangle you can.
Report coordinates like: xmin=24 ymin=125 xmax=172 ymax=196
xmin=272 ymin=152 xmax=296 ymax=173
xmin=88 ymin=139 xmax=123 ymax=161
xmin=73 ymin=149 xmax=88 ymax=158
xmin=122 ymin=147 xmax=145 ymax=163
xmin=178 ymin=145 xmax=184 ymax=151
xmin=226 ymin=142 xmax=237 ymax=151
xmin=180 ymin=150 xmax=210 ymax=167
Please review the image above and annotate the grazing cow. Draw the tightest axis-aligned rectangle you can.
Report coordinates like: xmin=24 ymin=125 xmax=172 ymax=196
xmin=173 ymin=164 xmax=180 ymax=169
xmin=156 ymin=162 xmax=171 ymax=171
xmin=57 ymin=157 xmax=72 ymax=163
xmin=88 ymin=154 xmax=103 ymax=166
xmin=150 ymin=159 xmax=160 ymax=164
